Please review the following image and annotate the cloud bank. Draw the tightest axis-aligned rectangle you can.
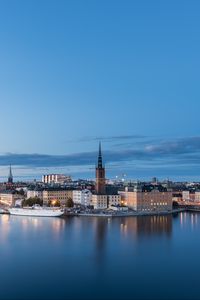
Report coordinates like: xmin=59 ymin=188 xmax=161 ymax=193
xmin=1 ymin=136 xmax=200 ymax=169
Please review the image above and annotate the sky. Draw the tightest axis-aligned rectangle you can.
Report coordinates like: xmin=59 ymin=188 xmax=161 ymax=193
xmin=0 ymin=0 xmax=200 ymax=181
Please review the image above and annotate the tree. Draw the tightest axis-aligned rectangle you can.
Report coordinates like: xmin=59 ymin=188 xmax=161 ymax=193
xmin=22 ymin=197 xmax=43 ymax=207
xmin=17 ymin=189 xmax=25 ymax=196
xmin=66 ymin=198 xmax=74 ymax=208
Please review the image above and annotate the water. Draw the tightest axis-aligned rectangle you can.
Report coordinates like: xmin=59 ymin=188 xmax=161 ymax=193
xmin=0 ymin=212 xmax=199 ymax=300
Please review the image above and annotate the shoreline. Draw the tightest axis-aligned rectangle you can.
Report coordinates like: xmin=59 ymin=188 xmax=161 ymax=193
xmin=66 ymin=208 xmax=186 ymax=218
xmin=0 ymin=208 xmax=197 ymax=218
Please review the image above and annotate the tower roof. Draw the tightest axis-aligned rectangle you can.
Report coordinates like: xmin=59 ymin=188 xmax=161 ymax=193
xmin=8 ymin=165 xmax=13 ymax=184
xmin=97 ymin=142 xmax=103 ymax=168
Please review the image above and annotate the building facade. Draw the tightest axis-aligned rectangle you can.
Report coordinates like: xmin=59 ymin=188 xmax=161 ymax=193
xmin=119 ymin=189 xmax=172 ymax=212
xmin=0 ymin=192 xmax=22 ymax=207
xmin=27 ymin=189 xmax=43 ymax=200
xmin=91 ymin=194 xmax=121 ymax=209
xmin=182 ymin=191 xmax=195 ymax=202
xmin=42 ymin=174 xmax=72 ymax=184
xmin=91 ymin=195 xmax=108 ymax=209
xmin=42 ymin=189 xmax=73 ymax=206
xmin=73 ymin=189 xmax=92 ymax=206
xmin=108 ymin=195 xmax=121 ymax=207
xmin=195 ymin=192 xmax=200 ymax=202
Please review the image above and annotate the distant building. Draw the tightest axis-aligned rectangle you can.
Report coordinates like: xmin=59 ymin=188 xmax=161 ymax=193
xmin=119 ymin=186 xmax=172 ymax=212
xmin=73 ymin=189 xmax=92 ymax=206
xmin=42 ymin=174 xmax=72 ymax=184
xmin=151 ymin=177 xmax=158 ymax=184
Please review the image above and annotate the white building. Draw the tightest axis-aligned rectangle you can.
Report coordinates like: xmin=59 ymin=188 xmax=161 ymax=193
xmin=42 ymin=174 xmax=72 ymax=184
xmin=91 ymin=194 xmax=121 ymax=209
xmin=73 ymin=189 xmax=92 ymax=206
xmin=27 ymin=190 xmax=43 ymax=200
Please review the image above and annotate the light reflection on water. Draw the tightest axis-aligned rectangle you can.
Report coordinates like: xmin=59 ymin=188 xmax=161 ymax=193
xmin=0 ymin=213 xmax=200 ymax=300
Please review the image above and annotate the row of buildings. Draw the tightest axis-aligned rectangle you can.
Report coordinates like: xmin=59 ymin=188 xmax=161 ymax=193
xmin=0 ymin=144 xmax=173 ymax=211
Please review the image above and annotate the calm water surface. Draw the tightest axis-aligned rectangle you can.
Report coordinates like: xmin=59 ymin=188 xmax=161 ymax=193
xmin=0 ymin=212 xmax=199 ymax=300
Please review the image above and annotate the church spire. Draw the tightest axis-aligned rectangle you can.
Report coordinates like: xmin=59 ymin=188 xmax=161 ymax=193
xmin=98 ymin=141 xmax=103 ymax=168
xmin=8 ymin=165 xmax=13 ymax=184
xmin=95 ymin=142 xmax=106 ymax=194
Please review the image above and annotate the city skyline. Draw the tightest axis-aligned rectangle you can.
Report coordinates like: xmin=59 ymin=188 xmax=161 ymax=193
xmin=0 ymin=0 xmax=200 ymax=180
xmin=2 ymin=136 xmax=200 ymax=182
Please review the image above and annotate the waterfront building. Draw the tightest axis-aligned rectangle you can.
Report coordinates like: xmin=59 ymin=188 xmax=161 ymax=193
xmin=42 ymin=174 xmax=72 ymax=184
xmin=0 ymin=192 xmax=22 ymax=206
xmin=91 ymin=194 xmax=108 ymax=209
xmin=91 ymin=194 xmax=121 ymax=209
xmin=42 ymin=188 xmax=73 ymax=206
xmin=119 ymin=186 xmax=172 ymax=212
xmin=73 ymin=189 xmax=92 ymax=206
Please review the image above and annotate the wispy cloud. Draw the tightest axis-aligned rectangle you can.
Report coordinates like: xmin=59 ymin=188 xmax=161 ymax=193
xmin=69 ymin=134 xmax=147 ymax=143
xmin=1 ymin=136 xmax=200 ymax=170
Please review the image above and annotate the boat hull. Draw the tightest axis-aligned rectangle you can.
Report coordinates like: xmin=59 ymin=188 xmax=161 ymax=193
xmin=8 ymin=208 xmax=64 ymax=217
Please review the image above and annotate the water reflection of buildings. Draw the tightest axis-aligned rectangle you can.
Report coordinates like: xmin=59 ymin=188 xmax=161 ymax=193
xmin=19 ymin=216 xmax=66 ymax=234
xmin=0 ymin=215 xmax=67 ymax=241
xmin=94 ymin=218 xmax=109 ymax=266
xmin=0 ymin=214 xmax=11 ymax=242
xmin=180 ymin=212 xmax=198 ymax=229
xmin=118 ymin=215 xmax=172 ymax=239
xmin=136 ymin=215 xmax=172 ymax=238
xmin=95 ymin=218 xmax=108 ymax=250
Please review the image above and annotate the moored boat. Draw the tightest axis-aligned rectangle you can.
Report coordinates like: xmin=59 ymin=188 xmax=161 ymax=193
xmin=8 ymin=205 xmax=64 ymax=217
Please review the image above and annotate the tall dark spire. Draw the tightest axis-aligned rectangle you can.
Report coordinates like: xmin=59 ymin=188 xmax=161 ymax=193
xmin=98 ymin=141 xmax=103 ymax=168
xmin=8 ymin=165 xmax=13 ymax=184
xmin=96 ymin=142 xmax=106 ymax=194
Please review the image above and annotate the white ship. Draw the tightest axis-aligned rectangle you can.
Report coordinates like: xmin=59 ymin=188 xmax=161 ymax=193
xmin=9 ymin=205 xmax=64 ymax=217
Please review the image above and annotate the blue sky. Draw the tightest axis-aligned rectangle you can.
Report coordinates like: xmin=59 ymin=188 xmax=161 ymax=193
xmin=0 ymin=0 xmax=200 ymax=181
